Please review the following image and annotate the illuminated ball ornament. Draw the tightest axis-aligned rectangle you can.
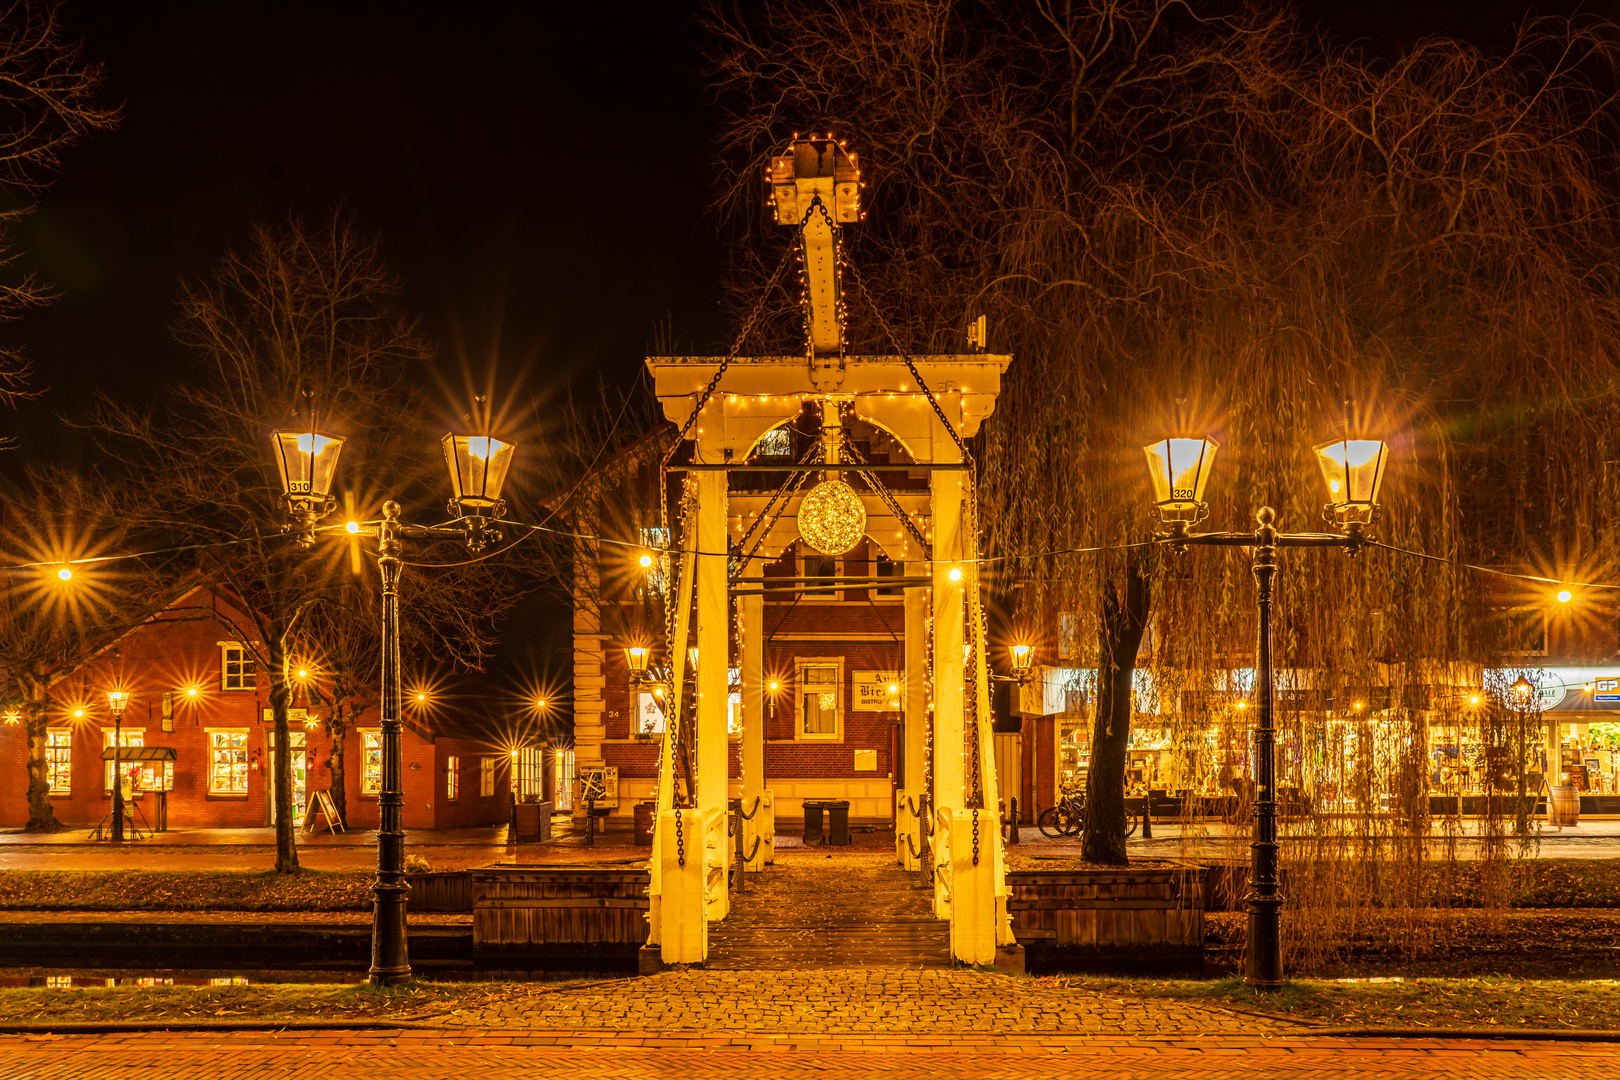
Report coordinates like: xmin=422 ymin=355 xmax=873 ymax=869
xmin=797 ymin=479 xmax=866 ymax=555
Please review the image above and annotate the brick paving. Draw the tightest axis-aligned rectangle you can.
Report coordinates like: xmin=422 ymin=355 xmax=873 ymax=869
xmin=3 ymin=1029 xmax=1613 ymax=1078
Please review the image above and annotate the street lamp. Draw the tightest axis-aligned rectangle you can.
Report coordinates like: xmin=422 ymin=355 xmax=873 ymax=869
xmin=271 ymin=429 xmax=346 ymax=544
xmin=107 ymin=689 xmax=130 ymax=842
xmin=274 ymin=425 xmax=517 ymax=987
xmin=1143 ymin=428 xmax=1389 ymax=990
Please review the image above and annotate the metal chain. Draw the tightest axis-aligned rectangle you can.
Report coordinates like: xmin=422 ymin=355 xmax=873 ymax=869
xmin=840 ymin=434 xmax=931 ymax=557
xmin=730 ymin=442 xmax=823 ymax=582
xmin=675 ymin=806 xmax=685 ymax=868
xmin=971 ymin=808 xmax=981 ymax=867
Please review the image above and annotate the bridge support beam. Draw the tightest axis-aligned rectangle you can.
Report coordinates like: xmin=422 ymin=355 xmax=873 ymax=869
xmin=740 ymin=590 xmax=773 ymax=870
xmin=696 ymin=469 xmax=730 ymax=925
xmin=897 ymin=575 xmax=929 ymax=871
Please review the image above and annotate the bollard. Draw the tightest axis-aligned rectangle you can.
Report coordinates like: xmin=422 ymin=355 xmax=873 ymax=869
xmin=1141 ymin=802 xmax=1152 ymax=840
xmin=1007 ymin=796 xmax=1020 ymax=845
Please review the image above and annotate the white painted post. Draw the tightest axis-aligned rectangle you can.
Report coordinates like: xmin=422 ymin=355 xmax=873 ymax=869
xmin=898 ymin=575 xmax=930 ymax=870
xmin=695 ymin=470 xmax=729 ymax=924
xmin=931 ymin=441 xmax=965 ymax=921
xmin=740 ymin=590 xmax=773 ymax=870
xmin=658 ymin=808 xmax=707 ymax=964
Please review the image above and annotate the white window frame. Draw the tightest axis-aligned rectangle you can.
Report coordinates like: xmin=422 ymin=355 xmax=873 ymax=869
xmin=480 ymin=755 xmax=495 ymax=798
xmin=800 ymin=549 xmax=841 ymax=601
xmin=445 ymin=755 xmax=459 ymax=801
xmin=219 ymin=643 xmax=257 ymax=691
xmin=795 ymin=658 xmax=844 ymax=741
xmin=207 ymin=729 xmax=250 ymax=795
xmin=361 ymin=729 xmax=383 ymax=795
xmin=46 ymin=729 xmax=71 ymax=794
xmin=755 ymin=425 xmax=792 ymax=458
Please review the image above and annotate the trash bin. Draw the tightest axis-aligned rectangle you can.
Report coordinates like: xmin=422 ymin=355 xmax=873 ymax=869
xmin=824 ymin=800 xmax=850 ymax=845
xmin=802 ymin=800 xmax=827 ymax=845
xmin=633 ymin=801 xmax=657 ymax=847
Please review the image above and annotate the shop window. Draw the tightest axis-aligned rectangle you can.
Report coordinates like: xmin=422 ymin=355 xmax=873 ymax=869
xmin=103 ymin=729 xmax=145 ymax=792
xmin=518 ymin=748 xmax=544 ymax=800
xmin=802 ymin=550 xmax=838 ymax=598
xmin=797 ymin=662 xmax=842 ymax=740
xmin=755 ymin=426 xmax=792 ymax=458
xmin=554 ymin=748 xmax=576 ymax=811
xmin=46 ymin=729 xmax=71 ymax=793
xmin=480 ymin=755 xmax=495 ymax=798
xmin=361 ymin=731 xmax=383 ymax=795
xmin=208 ymin=730 xmax=249 ymax=794
xmin=445 ymin=755 xmax=459 ymax=801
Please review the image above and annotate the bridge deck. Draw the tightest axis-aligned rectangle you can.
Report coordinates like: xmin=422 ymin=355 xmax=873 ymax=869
xmin=708 ymin=852 xmax=950 ymax=969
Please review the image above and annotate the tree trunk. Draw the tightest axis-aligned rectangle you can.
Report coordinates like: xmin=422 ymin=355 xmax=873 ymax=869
xmin=327 ymin=709 xmax=349 ymax=827
xmin=1081 ymin=551 xmax=1151 ymax=866
xmin=21 ymin=672 xmax=61 ymax=832
xmin=268 ymin=630 xmax=299 ymax=874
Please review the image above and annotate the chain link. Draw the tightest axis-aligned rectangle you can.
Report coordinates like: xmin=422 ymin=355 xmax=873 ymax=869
xmin=675 ymin=806 xmax=685 ymax=869
xmin=972 ymin=808 xmax=981 ymax=867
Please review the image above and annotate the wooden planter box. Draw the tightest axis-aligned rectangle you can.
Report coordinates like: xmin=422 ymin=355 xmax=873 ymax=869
xmin=1006 ymin=865 xmax=1207 ymax=974
xmin=471 ymin=864 xmax=649 ymax=972
xmin=405 ymin=870 xmax=475 ymax=912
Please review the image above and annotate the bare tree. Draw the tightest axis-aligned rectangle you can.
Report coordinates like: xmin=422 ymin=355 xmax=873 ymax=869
xmin=701 ymin=0 xmax=1620 ymax=896
xmin=0 ymin=1 xmax=118 ymax=429
xmin=0 ymin=467 xmax=158 ymax=830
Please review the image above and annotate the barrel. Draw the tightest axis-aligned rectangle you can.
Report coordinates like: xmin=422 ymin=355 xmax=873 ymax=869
xmin=1549 ymin=785 xmax=1580 ymax=827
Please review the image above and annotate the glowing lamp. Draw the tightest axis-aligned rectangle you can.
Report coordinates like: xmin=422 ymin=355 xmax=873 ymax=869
xmin=107 ymin=690 xmax=130 ymax=718
xmin=1314 ymin=438 xmax=1388 ymax=525
xmin=1512 ymin=676 xmax=1533 ymax=699
xmin=1142 ymin=437 xmax=1218 ymax=521
xmin=1011 ymin=644 xmax=1033 ymax=673
xmin=769 ymin=680 xmax=780 ymax=692
xmin=948 ymin=567 xmax=962 ymax=582
xmin=346 ymin=521 xmax=360 ymax=534
xmin=639 ymin=552 xmax=654 ymax=569
xmin=1557 ymin=590 xmax=1572 ymax=604
xmin=187 ymin=687 xmax=198 ymax=698
xmin=535 ymin=699 xmax=547 ymax=710
xmin=624 ymin=646 xmax=650 ymax=676
xmin=271 ymin=429 xmax=344 ymax=501
xmin=57 ymin=567 xmax=72 ymax=581
xmin=441 ymin=433 xmax=516 ymax=514
xmin=297 ymin=668 xmax=309 ymax=680
xmin=797 ymin=479 xmax=866 ymax=555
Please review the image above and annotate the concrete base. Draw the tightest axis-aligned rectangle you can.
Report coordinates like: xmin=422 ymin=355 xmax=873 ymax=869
xmin=994 ymin=943 xmax=1026 ymax=976
xmin=638 ymin=944 xmax=664 ymax=976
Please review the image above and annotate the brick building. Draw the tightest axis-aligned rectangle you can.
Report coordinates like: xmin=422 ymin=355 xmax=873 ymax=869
xmin=0 ymin=585 xmax=512 ymax=831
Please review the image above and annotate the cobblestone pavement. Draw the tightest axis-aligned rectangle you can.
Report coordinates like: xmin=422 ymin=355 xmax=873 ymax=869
xmin=434 ymin=967 xmax=1303 ymax=1034
xmin=4 ymin=1029 xmax=1613 ymax=1079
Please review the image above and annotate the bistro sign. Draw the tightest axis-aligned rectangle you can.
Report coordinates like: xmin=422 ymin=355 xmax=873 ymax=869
xmin=852 ymin=670 xmax=902 ymax=711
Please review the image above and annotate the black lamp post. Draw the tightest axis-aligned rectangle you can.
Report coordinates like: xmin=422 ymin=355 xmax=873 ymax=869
xmin=274 ymin=425 xmax=516 ymax=986
xmin=107 ymin=689 xmax=130 ymax=842
xmin=1143 ymin=432 xmax=1389 ymax=989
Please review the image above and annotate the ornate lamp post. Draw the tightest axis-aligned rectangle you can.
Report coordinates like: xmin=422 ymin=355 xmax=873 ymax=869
xmin=1143 ymin=429 xmax=1389 ymax=989
xmin=107 ymin=689 xmax=130 ymax=842
xmin=273 ymin=425 xmax=516 ymax=986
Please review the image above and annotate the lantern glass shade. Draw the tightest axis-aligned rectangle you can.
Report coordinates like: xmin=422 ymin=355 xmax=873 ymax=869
xmin=271 ymin=430 xmax=345 ymax=500
xmin=441 ymin=433 xmax=516 ymax=511
xmin=107 ymin=690 xmax=129 ymax=715
xmin=1011 ymin=644 xmax=1033 ymax=671
xmin=1314 ymin=438 xmax=1388 ymax=519
xmin=624 ymin=646 xmax=650 ymax=675
xmin=1142 ymin=437 xmax=1218 ymax=516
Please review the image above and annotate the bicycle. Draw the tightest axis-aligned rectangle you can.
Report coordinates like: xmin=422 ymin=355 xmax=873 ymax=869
xmin=1036 ymin=787 xmax=1139 ymax=839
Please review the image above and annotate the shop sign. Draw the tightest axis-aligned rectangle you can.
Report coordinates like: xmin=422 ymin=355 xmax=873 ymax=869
xmin=1596 ymin=677 xmax=1620 ymax=704
xmin=852 ymin=670 xmax=902 ymax=711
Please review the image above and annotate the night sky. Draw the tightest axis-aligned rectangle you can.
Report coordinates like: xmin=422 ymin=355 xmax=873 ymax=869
xmin=0 ymin=0 xmax=1602 ymax=701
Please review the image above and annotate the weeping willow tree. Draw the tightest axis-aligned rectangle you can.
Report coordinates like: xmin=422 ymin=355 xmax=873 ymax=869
xmin=702 ymin=1 xmax=1620 ymax=964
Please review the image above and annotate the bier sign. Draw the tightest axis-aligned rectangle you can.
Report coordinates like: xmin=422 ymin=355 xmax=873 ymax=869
xmin=853 ymin=670 xmax=902 ymax=712
xmin=1596 ymin=677 xmax=1620 ymax=704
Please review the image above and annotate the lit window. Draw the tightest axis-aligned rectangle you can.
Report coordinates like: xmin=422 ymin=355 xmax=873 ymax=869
xmin=518 ymin=748 xmax=544 ymax=799
xmin=635 ymin=691 xmax=667 ymax=739
xmin=221 ymin=644 xmax=256 ymax=691
xmin=361 ymin=731 xmax=383 ymax=794
xmin=103 ymin=729 xmax=166 ymax=792
xmin=208 ymin=731 xmax=249 ymax=794
xmin=445 ymin=755 xmax=459 ymax=801
xmin=728 ymin=666 xmax=743 ymax=737
xmin=756 ymin=426 xmax=792 ymax=458
xmin=480 ymin=756 xmax=495 ymax=798
xmin=798 ymin=663 xmax=841 ymax=739
xmin=46 ymin=730 xmax=71 ymax=793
